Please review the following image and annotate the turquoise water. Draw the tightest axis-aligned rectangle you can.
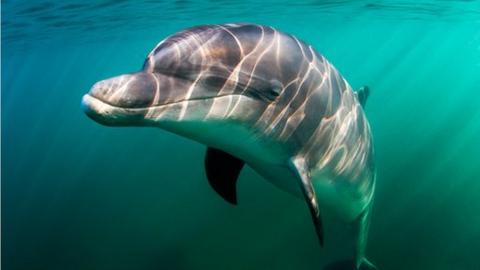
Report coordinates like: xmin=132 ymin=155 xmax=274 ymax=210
xmin=2 ymin=1 xmax=480 ymax=269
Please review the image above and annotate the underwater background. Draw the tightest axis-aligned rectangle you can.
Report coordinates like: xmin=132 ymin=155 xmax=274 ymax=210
xmin=2 ymin=1 xmax=480 ymax=269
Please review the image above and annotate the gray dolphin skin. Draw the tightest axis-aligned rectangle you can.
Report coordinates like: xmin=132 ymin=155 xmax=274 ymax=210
xmin=82 ymin=23 xmax=376 ymax=270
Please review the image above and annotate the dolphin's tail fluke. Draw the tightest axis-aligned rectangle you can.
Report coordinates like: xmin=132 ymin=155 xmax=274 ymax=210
xmin=322 ymin=258 xmax=377 ymax=270
xmin=360 ymin=258 xmax=377 ymax=270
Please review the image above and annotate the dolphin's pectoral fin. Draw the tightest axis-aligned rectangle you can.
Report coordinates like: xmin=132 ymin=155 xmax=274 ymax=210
xmin=204 ymin=147 xmax=245 ymax=205
xmin=289 ymin=157 xmax=324 ymax=247
xmin=355 ymin=86 xmax=370 ymax=107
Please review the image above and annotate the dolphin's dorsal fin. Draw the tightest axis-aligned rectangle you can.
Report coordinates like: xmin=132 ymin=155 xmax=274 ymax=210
xmin=204 ymin=147 xmax=245 ymax=205
xmin=289 ymin=157 xmax=324 ymax=247
xmin=355 ymin=86 xmax=370 ymax=107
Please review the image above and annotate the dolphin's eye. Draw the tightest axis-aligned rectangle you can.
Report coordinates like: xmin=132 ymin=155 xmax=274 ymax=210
xmin=243 ymin=79 xmax=283 ymax=102
xmin=269 ymin=86 xmax=281 ymax=97
xmin=265 ymin=87 xmax=281 ymax=100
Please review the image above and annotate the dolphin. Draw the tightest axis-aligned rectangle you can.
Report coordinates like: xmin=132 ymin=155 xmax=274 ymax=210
xmin=82 ymin=24 xmax=376 ymax=270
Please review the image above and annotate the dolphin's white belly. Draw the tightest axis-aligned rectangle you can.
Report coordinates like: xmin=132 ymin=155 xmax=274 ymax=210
xmin=247 ymin=160 xmax=303 ymax=198
xmin=250 ymin=159 xmax=367 ymax=222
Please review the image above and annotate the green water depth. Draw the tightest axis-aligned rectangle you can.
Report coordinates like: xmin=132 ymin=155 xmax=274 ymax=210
xmin=2 ymin=1 xmax=480 ymax=270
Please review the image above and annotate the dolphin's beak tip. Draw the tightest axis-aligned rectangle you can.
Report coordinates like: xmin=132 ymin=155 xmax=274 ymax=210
xmin=81 ymin=94 xmax=104 ymax=123
xmin=81 ymin=94 xmax=93 ymax=114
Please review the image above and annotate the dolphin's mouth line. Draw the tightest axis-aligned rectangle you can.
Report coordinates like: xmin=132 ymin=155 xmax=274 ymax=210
xmin=85 ymin=93 xmax=255 ymax=111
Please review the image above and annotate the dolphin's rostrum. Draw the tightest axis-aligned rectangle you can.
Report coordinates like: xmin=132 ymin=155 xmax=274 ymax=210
xmin=82 ymin=23 xmax=376 ymax=270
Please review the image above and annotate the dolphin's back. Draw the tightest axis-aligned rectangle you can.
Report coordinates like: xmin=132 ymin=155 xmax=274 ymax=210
xmin=143 ymin=24 xmax=308 ymax=105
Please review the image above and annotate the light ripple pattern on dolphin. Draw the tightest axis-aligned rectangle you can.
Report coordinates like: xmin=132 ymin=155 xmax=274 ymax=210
xmin=82 ymin=23 xmax=376 ymax=270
